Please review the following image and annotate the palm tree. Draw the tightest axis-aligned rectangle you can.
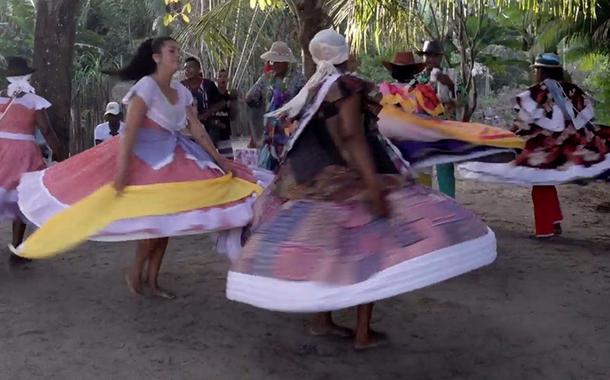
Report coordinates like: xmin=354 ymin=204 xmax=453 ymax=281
xmin=535 ymin=0 xmax=610 ymax=57
xmin=172 ymin=0 xmax=600 ymax=120
xmin=0 ymin=0 xmax=36 ymax=59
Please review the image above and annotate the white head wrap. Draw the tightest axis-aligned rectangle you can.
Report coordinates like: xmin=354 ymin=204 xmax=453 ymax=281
xmin=6 ymin=74 xmax=36 ymax=97
xmin=266 ymin=29 xmax=350 ymax=119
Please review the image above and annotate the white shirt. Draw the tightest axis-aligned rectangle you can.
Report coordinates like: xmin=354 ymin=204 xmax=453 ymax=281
xmin=122 ymin=76 xmax=194 ymax=132
xmin=94 ymin=121 xmax=125 ymax=143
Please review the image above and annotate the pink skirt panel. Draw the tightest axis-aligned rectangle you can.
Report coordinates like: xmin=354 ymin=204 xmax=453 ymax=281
xmin=18 ymin=170 xmax=257 ymax=241
xmin=0 ymin=104 xmax=37 ymax=134
xmin=0 ymin=139 xmax=45 ymax=190
xmin=42 ymin=137 xmax=227 ymax=205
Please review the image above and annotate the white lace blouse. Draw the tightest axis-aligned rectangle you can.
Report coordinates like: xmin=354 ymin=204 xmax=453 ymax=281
xmin=122 ymin=76 xmax=194 ymax=132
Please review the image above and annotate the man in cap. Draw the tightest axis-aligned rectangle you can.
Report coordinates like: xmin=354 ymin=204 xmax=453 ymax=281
xmin=416 ymin=40 xmax=458 ymax=197
xmin=246 ymin=41 xmax=305 ymax=171
xmin=94 ymin=101 xmax=125 ymax=145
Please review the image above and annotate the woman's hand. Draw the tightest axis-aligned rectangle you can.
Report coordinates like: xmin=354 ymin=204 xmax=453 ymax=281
xmin=437 ymin=73 xmax=454 ymax=87
xmin=113 ymin=165 xmax=129 ymax=194
xmin=369 ymin=187 xmax=390 ymax=218
xmin=216 ymin=156 xmax=232 ymax=174
xmin=114 ymin=95 xmax=147 ymax=194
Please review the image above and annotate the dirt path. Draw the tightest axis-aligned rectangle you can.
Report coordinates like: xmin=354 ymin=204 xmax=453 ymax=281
xmin=1 ymin=181 xmax=609 ymax=380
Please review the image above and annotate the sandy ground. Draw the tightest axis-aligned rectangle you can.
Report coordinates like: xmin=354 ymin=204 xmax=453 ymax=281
xmin=0 ymin=180 xmax=609 ymax=380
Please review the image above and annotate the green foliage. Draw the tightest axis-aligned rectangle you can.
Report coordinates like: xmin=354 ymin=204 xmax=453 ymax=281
xmin=535 ymin=0 xmax=610 ymax=57
xmin=175 ymin=0 xmax=300 ymax=91
xmin=584 ymin=55 xmax=610 ymax=124
xmin=357 ymin=54 xmax=392 ymax=84
xmin=249 ymin=0 xmax=285 ymax=10
xmin=0 ymin=0 xmax=36 ymax=58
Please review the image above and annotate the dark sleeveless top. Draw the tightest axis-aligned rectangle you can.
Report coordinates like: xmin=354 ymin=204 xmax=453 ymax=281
xmin=286 ymin=74 xmax=398 ymax=184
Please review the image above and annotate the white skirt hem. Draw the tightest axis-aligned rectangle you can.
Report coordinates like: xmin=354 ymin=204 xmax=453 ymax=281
xmin=226 ymin=228 xmax=497 ymax=313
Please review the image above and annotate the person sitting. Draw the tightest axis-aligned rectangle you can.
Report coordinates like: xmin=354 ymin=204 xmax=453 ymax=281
xmin=94 ymin=101 xmax=125 ymax=145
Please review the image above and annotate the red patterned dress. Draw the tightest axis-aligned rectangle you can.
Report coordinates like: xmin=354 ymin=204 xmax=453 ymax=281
xmin=459 ymin=79 xmax=609 ymax=236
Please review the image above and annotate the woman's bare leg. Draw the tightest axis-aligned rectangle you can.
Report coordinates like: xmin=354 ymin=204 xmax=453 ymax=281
xmin=11 ymin=220 xmax=27 ymax=247
xmin=146 ymin=237 xmax=174 ymax=299
xmin=126 ymin=240 xmax=151 ymax=295
xmin=9 ymin=221 xmax=30 ymax=264
xmin=354 ymin=303 xmax=387 ymax=350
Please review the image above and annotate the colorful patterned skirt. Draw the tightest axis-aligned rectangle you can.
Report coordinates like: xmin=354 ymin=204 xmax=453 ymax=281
xmin=0 ymin=135 xmax=45 ymax=223
xmin=458 ymin=124 xmax=610 ymax=185
xmin=378 ymin=83 xmax=524 ymax=169
xmin=227 ymin=166 xmax=496 ymax=312
xmin=15 ymin=127 xmax=263 ymax=259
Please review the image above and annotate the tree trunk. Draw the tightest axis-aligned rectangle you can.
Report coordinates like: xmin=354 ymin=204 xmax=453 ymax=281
xmin=295 ymin=0 xmax=330 ymax=77
xmin=32 ymin=0 xmax=80 ymax=154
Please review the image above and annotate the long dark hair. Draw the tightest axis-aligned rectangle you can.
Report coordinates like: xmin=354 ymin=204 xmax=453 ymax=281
xmin=538 ymin=66 xmax=564 ymax=81
xmin=391 ymin=67 xmax=419 ymax=83
xmin=106 ymin=36 xmax=175 ymax=81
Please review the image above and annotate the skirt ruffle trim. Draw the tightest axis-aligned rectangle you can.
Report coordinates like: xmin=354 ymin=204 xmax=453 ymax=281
xmin=410 ymin=148 xmax=515 ymax=169
xmin=17 ymin=170 xmax=257 ymax=242
xmin=458 ymin=155 xmax=610 ymax=186
xmin=227 ymin=228 xmax=496 ymax=312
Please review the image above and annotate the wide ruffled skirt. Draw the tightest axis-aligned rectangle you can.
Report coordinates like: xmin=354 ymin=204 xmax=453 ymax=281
xmin=458 ymin=158 xmax=610 ymax=185
xmin=227 ymin=172 xmax=496 ymax=312
xmin=16 ymin=136 xmax=263 ymax=259
xmin=377 ymin=85 xmax=524 ymax=169
xmin=458 ymin=125 xmax=610 ymax=185
xmin=0 ymin=138 xmax=45 ymax=223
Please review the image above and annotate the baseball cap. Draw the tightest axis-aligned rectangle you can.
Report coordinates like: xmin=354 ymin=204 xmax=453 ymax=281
xmin=104 ymin=101 xmax=121 ymax=115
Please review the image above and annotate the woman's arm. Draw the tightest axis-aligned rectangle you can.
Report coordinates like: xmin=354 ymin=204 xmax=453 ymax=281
xmin=113 ymin=96 xmax=147 ymax=192
xmin=245 ymin=75 xmax=265 ymax=106
xmin=35 ymin=110 xmax=67 ymax=161
xmin=186 ymin=105 xmax=230 ymax=173
xmin=332 ymin=93 xmax=389 ymax=217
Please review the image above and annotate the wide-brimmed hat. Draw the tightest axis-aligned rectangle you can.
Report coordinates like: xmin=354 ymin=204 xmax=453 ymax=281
xmin=0 ymin=56 xmax=35 ymax=77
xmin=260 ymin=41 xmax=297 ymax=63
xmin=532 ymin=53 xmax=562 ymax=68
xmin=416 ymin=40 xmax=444 ymax=56
xmin=382 ymin=51 xmax=426 ymax=72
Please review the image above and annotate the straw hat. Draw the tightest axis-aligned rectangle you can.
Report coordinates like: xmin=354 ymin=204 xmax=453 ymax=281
xmin=260 ymin=41 xmax=297 ymax=63
xmin=382 ymin=51 xmax=426 ymax=72
xmin=0 ymin=56 xmax=35 ymax=77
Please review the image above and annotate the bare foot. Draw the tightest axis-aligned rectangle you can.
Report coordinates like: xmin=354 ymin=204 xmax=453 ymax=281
xmin=124 ymin=270 xmax=142 ymax=296
xmin=553 ymin=223 xmax=562 ymax=235
xmin=149 ymin=286 xmax=176 ymax=300
xmin=308 ymin=322 xmax=353 ymax=338
xmin=354 ymin=330 xmax=389 ymax=351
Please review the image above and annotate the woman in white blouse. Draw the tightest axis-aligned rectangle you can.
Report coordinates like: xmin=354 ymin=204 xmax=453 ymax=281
xmin=14 ymin=37 xmax=262 ymax=299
